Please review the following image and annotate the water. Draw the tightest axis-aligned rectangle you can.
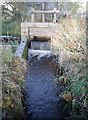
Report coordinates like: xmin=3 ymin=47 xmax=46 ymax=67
xmin=25 ymin=40 xmax=63 ymax=120
xmin=30 ymin=40 xmax=51 ymax=51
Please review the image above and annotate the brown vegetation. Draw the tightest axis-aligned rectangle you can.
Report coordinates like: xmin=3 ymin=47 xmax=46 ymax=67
xmin=53 ymin=17 xmax=88 ymax=119
xmin=2 ymin=45 xmax=27 ymax=119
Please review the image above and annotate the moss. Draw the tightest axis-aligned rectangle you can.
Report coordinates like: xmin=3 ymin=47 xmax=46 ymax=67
xmin=22 ymin=44 xmax=28 ymax=60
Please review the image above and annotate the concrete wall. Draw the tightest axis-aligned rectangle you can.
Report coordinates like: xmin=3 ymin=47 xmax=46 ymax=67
xmin=21 ymin=22 xmax=58 ymax=39
xmin=15 ymin=37 xmax=27 ymax=58
xmin=15 ymin=22 xmax=58 ymax=58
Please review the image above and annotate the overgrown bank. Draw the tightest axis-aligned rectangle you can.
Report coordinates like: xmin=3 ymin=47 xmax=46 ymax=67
xmin=52 ymin=17 xmax=88 ymax=120
xmin=1 ymin=45 xmax=27 ymax=120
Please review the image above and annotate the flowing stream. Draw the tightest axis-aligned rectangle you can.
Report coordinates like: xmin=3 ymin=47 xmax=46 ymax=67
xmin=25 ymin=40 xmax=63 ymax=120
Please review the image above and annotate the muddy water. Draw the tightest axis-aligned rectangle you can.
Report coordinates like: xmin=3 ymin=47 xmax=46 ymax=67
xmin=25 ymin=52 xmax=63 ymax=120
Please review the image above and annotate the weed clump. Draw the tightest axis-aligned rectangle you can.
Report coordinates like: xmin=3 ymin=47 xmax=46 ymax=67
xmin=53 ymin=17 xmax=88 ymax=119
xmin=1 ymin=45 xmax=27 ymax=120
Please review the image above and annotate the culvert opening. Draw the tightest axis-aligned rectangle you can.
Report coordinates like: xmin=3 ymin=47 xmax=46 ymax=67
xmin=28 ymin=36 xmax=51 ymax=51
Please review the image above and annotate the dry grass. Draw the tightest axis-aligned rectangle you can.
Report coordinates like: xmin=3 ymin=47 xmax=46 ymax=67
xmin=1 ymin=45 xmax=27 ymax=119
xmin=52 ymin=17 xmax=87 ymax=119
xmin=52 ymin=17 xmax=86 ymax=64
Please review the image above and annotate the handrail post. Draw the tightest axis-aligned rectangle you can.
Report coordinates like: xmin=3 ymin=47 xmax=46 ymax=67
xmin=53 ymin=8 xmax=57 ymax=23
xmin=42 ymin=3 xmax=45 ymax=22
xmin=31 ymin=8 xmax=34 ymax=22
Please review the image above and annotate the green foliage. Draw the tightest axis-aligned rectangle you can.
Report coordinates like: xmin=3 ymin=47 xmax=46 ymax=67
xmin=56 ymin=2 xmax=79 ymax=16
xmin=68 ymin=2 xmax=79 ymax=14
xmin=2 ymin=21 xmax=21 ymax=36
xmin=22 ymin=44 xmax=28 ymax=60
xmin=2 ymin=3 xmax=21 ymax=22
xmin=2 ymin=4 xmax=21 ymax=36
xmin=1 ymin=45 xmax=13 ymax=65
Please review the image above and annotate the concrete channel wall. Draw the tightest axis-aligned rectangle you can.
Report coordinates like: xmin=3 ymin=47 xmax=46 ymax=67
xmin=15 ymin=22 xmax=58 ymax=58
xmin=21 ymin=22 xmax=58 ymax=38
xmin=15 ymin=37 xmax=27 ymax=58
